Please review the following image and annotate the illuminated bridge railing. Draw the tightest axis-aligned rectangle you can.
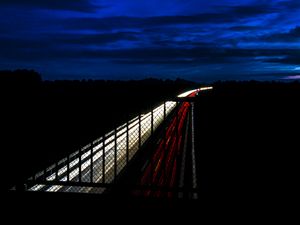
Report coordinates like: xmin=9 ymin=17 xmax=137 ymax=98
xmin=24 ymin=101 xmax=178 ymax=193
xmin=13 ymin=88 xmax=212 ymax=196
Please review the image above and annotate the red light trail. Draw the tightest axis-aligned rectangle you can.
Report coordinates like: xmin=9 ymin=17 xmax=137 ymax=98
xmin=138 ymin=91 xmax=197 ymax=197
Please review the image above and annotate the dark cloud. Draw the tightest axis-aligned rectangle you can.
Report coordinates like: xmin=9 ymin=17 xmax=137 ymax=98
xmin=63 ymin=14 xmax=235 ymax=31
xmin=0 ymin=38 xmax=49 ymax=49
xmin=58 ymin=0 xmax=283 ymax=36
xmin=0 ymin=32 xmax=140 ymax=61
xmin=42 ymin=47 xmax=300 ymax=65
xmin=0 ymin=0 xmax=299 ymax=80
xmin=104 ymin=48 xmax=300 ymax=67
xmin=1 ymin=23 xmax=299 ymax=67
xmin=57 ymin=32 xmax=140 ymax=45
xmin=112 ymin=59 xmax=200 ymax=65
xmin=144 ymin=14 xmax=235 ymax=26
xmin=261 ymin=26 xmax=300 ymax=42
xmin=229 ymin=25 xmax=262 ymax=31
xmin=264 ymin=56 xmax=300 ymax=65
xmin=276 ymin=0 xmax=300 ymax=10
xmin=151 ymin=40 xmax=216 ymax=48
xmin=112 ymin=56 xmax=233 ymax=65
xmin=2 ymin=33 xmax=299 ymax=66
xmin=228 ymin=3 xmax=275 ymax=17
xmin=0 ymin=0 xmax=99 ymax=12
xmin=62 ymin=3 xmax=278 ymax=32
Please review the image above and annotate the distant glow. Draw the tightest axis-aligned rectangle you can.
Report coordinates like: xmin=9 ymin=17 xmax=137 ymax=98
xmin=283 ymin=75 xmax=300 ymax=80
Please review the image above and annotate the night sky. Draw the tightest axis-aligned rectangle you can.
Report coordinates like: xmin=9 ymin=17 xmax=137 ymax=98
xmin=0 ymin=0 xmax=299 ymax=81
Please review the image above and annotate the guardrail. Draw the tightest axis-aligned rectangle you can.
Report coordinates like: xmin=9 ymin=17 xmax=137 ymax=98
xmin=12 ymin=87 xmax=213 ymax=198
xmin=19 ymin=101 xmax=177 ymax=193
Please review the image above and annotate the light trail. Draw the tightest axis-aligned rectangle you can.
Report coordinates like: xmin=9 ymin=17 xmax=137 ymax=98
xmin=191 ymin=102 xmax=198 ymax=199
xmin=139 ymin=99 xmax=191 ymax=197
xmin=28 ymin=87 xmax=212 ymax=193
xmin=178 ymin=108 xmax=190 ymax=198
xmin=138 ymin=87 xmax=212 ymax=197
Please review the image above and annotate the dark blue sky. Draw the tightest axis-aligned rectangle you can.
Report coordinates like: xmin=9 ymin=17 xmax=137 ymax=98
xmin=0 ymin=0 xmax=299 ymax=81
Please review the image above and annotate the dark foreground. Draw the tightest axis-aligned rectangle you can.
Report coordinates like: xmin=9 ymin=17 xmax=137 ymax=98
xmin=1 ymin=70 xmax=195 ymax=190
xmin=195 ymin=81 xmax=299 ymax=205
xmin=2 ymin=71 xmax=299 ymax=214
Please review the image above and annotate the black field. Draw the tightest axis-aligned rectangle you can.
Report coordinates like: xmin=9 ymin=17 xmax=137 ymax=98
xmin=194 ymin=81 xmax=299 ymax=206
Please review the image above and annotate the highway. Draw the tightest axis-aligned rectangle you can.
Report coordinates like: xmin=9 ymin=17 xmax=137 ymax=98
xmin=28 ymin=87 xmax=212 ymax=193
xmin=138 ymin=92 xmax=195 ymax=198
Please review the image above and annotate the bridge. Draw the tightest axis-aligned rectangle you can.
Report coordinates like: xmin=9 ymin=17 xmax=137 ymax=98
xmin=12 ymin=87 xmax=213 ymax=199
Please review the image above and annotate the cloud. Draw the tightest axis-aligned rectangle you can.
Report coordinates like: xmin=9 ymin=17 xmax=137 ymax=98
xmin=1 ymin=0 xmax=299 ymax=80
xmin=98 ymin=47 xmax=300 ymax=67
xmin=57 ymin=32 xmax=140 ymax=45
xmin=228 ymin=25 xmax=262 ymax=31
xmin=0 ymin=0 xmax=99 ymax=12
xmin=62 ymin=2 xmax=278 ymax=31
xmin=261 ymin=26 xmax=300 ymax=42
xmin=2 ymin=32 xmax=299 ymax=68
xmin=50 ymin=0 xmax=286 ymax=52
xmin=49 ymin=47 xmax=300 ymax=66
xmin=112 ymin=57 xmax=232 ymax=65
xmin=264 ymin=56 xmax=300 ymax=66
xmin=227 ymin=3 xmax=275 ymax=17
xmin=276 ymin=0 xmax=300 ymax=11
xmin=62 ymin=14 xmax=235 ymax=32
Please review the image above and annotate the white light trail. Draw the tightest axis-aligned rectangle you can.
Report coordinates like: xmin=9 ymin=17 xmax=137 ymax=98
xmin=29 ymin=87 xmax=212 ymax=193
xmin=177 ymin=89 xmax=198 ymax=98
xmin=199 ymin=86 xmax=213 ymax=91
